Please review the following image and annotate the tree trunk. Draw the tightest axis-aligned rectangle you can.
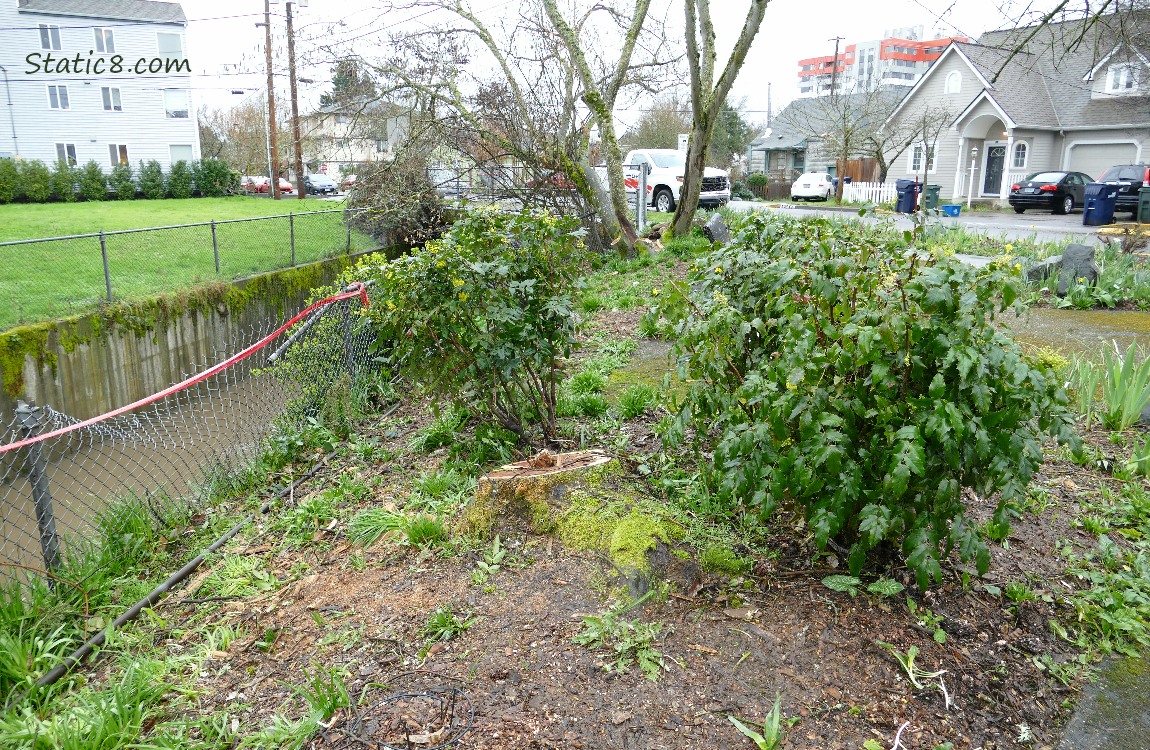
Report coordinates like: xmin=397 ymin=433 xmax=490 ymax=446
xmin=672 ymin=122 xmax=709 ymax=236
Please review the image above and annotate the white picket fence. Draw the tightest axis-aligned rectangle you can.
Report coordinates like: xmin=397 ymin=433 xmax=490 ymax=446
xmin=842 ymin=181 xmax=899 ymax=204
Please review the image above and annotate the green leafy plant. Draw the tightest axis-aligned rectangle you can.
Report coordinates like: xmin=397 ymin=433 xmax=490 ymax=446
xmin=77 ymin=160 xmax=107 ymax=201
xmin=108 ymin=162 xmax=135 ymax=200
xmin=906 ymin=598 xmax=948 ymax=644
xmin=0 ymin=158 xmax=19 ymax=203
xmin=1125 ymin=433 xmax=1150 ymax=477
xmin=423 ymin=607 xmax=476 ymax=642
xmin=357 ymin=208 xmax=586 ymax=442
xmin=876 ymin=641 xmax=947 ymax=689
xmin=404 ymin=515 xmax=447 ymax=547
xmin=347 ymin=508 xmax=405 ymax=547
xmin=569 ymin=370 xmax=607 ymax=396
xmin=471 ymin=535 xmax=507 ymax=585
xmin=1067 ymin=356 xmax=1102 ymax=427
xmin=573 ymin=595 xmax=666 ymax=680
xmin=661 ymin=213 xmax=1076 ymax=587
xmin=19 ymin=159 xmax=51 ymax=202
xmin=867 ymin=578 xmax=905 ymax=597
xmin=137 ymin=159 xmax=166 ymax=200
xmin=619 ymin=384 xmax=656 ymax=419
xmin=48 ymin=159 xmax=76 ymax=202
xmin=822 ymin=575 xmax=861 ymax=597
xmin=1100 ymin=344 xmax=1150 ymax=431
xmin=728 ymin=693 xmax=786 ymax=749
xmin=166 ymin=159 xmax=193 ymax=198
xmin=287 ymin=664 xmax=350 ymax=721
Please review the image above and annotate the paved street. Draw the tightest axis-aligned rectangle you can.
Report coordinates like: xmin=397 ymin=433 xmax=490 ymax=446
xmin=727 ymin=199 xmax=1135 ymax=245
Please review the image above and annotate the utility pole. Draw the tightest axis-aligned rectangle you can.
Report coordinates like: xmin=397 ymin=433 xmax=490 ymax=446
xmin=828 ymin=36 xmax=845 ymax=95
xmin=766 ymin=82 xmax=771 ymax=127
xmin=261 ymin=0 xmax=280 ymax=199
xmin=286 ymin=0 xmax=305 ymax=200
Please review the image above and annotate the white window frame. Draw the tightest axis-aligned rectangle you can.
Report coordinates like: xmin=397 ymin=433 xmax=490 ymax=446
xmin=55 ymin=143 xmax=77 ymax=167
xmin=101 ymin=86 xmax=123 ymax=112
xmin=1012 ymin=141 xmax=1028 ymax=169
xmin=108 ymin=144 xmax=130 ymax=167
xmin=1106 ymin=63 xmax=1140 ymax=93
xmin=169 ymin=144 xmax=194 ymax=163
xmin=93 ymin=27 xmax=115 ymax=54
xmin=47 ymin=85 xmax=69 ymax=110
xmin=907 ymin=142 xmax=938 ymax=173
xmin=162 ymin=89 xmax=190 ymax=119
xmin=39 ymin=23 xmax=61 ymax=51
xmin=156 ymin=32 xmax=183 ymax=57
xmin=944 ymin=71 xmax=962 ymax=94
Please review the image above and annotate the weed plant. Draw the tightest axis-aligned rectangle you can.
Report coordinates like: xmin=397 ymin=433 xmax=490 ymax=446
xmin=618 ymin=384 xmax=656 ymax=419
xmin=1100 ymin=344 xmax=1150 ymax=431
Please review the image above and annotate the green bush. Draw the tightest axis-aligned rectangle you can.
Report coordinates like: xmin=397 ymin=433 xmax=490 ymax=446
xmin=358 ymin=208 xmax=586 ymax=442
xmin=49 ymin=160 xmax=76 ymax=202
xmin=19 ymin=159 xmax=51 ymax=203
xmin=167 ymin=160 xmax=192 ymax=199
xmin=109 ymin=162 xmax=135 ymax=200
xmin=661 ymin=213 xmax=1076 ymax=587
xmin=0 ymin=158 xmax=18 ymax=203
xmin=77 ymin=160 xmax=107 ymax=201
xmin=192 ymin=158 xmax=239 ymax=197
xmin=138 ymin=160 xmax=165 ymax=200
xmin=746 ymin=173 xmax=768 ymax=188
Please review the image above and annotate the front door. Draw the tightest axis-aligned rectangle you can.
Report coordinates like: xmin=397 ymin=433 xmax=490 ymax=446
xmin=983 ymin=145 xmax=1006 ymax=195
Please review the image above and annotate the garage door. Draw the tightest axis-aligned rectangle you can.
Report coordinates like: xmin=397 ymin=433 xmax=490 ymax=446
xmin=1067 ymin=143 xmax=1138 ymax=181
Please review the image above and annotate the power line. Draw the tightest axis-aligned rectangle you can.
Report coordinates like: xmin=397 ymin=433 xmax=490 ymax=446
xmin=0 ymin=12 xmax=266 ymax=31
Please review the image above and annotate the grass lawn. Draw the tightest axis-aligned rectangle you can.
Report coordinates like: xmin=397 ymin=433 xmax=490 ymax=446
xmin=0 ymin=197 xmax=378 ymax=330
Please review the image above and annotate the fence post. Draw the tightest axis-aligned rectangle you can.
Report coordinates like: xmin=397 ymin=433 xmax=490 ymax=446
xmin=211 ymin=220 xmax=220 ymax=274
xmin=99 ymin=231 xmax=112 ymax=302
xmin=289 ymin=213 xmax=296 ymax=266
xmin=15 ymin=401 xmax=62 ymax=578
xmin=346 ymin=222 xmax=352 ymax=253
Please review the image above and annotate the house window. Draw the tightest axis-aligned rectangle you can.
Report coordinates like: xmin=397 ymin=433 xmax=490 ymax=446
xmin=908 ymin=142 xmax=937 ymax=173
xmin=944 ymin=71 xmax=962 ymax=93
xmin=55 ymin=143 xmax=77 ymax=166
xmin=47 ymin=85 xmax=69 ymax=110
xmin=375 ymin=139 xmax=388 ymax=152
xmin=94 ymin=28 xmax=115 ymax=53
xmin=335 ymin=114 xmax=349 ymax=125
xmin=39 ymin=24 xmax=61 ymax=51
xmin=1106 ymin=64 xmax=1140 ymax=93
xmin=162 ymin=89 xmax=189 ymax=118
xmin=101 ymin=87 xmax=122 ymax=111
xmin=157 ymin=32 xmax=183 ymax=56
xmin=169 ymin=144 xmax=194 ymax=163
xmin=108 ymin=144 xmax=129 ymax=167
xmin=1012 ymin=142 xmax=1028 ymax=169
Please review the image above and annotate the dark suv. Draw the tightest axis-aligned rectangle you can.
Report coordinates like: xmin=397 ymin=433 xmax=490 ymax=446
xmin=1098 ymin=164 xmax=1149 ymax=217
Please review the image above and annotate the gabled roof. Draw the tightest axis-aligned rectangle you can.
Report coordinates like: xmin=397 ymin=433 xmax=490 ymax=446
xmin=17 ymin=0 xmax=186 ymax=23
xmin=954 ymin=42 xmax=1060 ymax=128
xmin=762 ymin=89 xmax=906 ymax=151
xmin=884 ymin=43 xmax=992 ymax=125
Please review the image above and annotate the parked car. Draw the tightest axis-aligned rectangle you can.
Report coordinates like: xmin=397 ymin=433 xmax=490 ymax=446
xmin=241 ymin=175 xmax=268 ymax=193
xmin=1008 ymin=171 xmax=1094 ymax=214
xmin=527 ymin=170 xmax=575 ymax=190
xmin=594 ymin=149 xmax=730 ymax=212
xmin=790 ymin=172 xmax=835 ymax=201
xmin=340 ymin=174 xmax=357 ymax=191
xmin=1097 ymin=164 xmax=1150 ymax=217
xmin=304 ymin=174 xmax=338 ymax=196
xmin=275 ymin=177 xmax=295 ymax=194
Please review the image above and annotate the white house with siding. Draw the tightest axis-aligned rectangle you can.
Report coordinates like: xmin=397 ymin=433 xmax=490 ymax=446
xmin=883 ymin=11 xmax=1149 ymax=203
xmin=0 ymin=0 xmax=199 ymax=170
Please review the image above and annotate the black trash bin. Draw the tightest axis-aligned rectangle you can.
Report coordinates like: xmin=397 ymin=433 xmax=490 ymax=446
xmin=924 ymin=184 xmax=942 ymax=210
xmin=1139 ymin=186 xmax=1150 ymax=224
xmin=1083 ymin=183 xmax=1119 ymax=226
xmin=895 ymin=179 xmax=921 ymax=213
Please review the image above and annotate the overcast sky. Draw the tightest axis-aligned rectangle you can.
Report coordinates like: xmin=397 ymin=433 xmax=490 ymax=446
xmin=187 ymin=0 xmax=1059 ymax=126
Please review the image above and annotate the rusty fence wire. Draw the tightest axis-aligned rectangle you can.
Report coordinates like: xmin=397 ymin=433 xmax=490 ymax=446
xmin=0 ymin=208 xmax=381 ymax=331
xmin=0 ymin=283 xmax=379 ymax=588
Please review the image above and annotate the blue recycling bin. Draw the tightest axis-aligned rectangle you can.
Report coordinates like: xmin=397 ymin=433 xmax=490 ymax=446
xmin=1083 ymin=183 xmax=1119 ymax=226
xmin=895 ymin=179 xmax=921 ymax=213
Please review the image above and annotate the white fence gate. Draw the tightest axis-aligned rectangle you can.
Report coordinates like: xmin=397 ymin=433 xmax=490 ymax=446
xmin=842 ymin=181 xmax=899 ymax=204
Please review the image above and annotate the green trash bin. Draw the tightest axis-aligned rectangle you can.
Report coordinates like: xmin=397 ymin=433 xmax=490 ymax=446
xmin=924 ymin=184 xmax=942 ymax=210
xmin=1139 ymin=186 xmax=1150 ymax=224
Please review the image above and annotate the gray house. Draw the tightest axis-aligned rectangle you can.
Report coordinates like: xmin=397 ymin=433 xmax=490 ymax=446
xmin=0 ymin=0 xmax=199 ymax=169
xmin=884 ymin=11 xmax=1149 ymax=202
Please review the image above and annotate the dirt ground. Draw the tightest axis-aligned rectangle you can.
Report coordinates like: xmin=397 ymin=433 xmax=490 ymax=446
xmin=151 ymin=379 xmax=1138 ymax=750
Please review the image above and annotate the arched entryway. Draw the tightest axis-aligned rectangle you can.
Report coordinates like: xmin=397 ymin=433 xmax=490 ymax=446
xmin=961 ymin=113 xmax=1011 ymax=197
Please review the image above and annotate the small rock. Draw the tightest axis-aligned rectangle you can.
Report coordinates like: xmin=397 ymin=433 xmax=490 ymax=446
xmin=1026 ymin=255 xmax=1062 ymax=282
xmin=1057 ymin=243 xmax=1099 ymax=296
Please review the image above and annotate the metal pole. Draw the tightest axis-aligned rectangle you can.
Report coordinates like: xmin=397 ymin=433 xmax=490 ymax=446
xmin=289 ymin=212 xmax=296 ymax=266
xmin=211 ymin=220 xmax=219 ymax=273
xmin=263 ymin=0 xmax=280 ymax=200
xmin=637 ymin=163 xmax=647 ymax=235
xmin=0 ymin=64 xmax=18 ymax=156
xmin=15 ymin=401 xmax=62 ymax=576
xmin=99 ymin=231 xmax=112 ymax=301
xmin=286 ymin=2 xmax=306 ymax=202
xmin=346 ymin=222 xmax=351 ymax=253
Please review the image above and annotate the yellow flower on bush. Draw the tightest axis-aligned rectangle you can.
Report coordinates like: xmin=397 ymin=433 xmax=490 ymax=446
xmin=452 ymin=278 xmax=465 ymax=288
xmin=436 ymin=260 xmax=446 ymax=268
xmin=386 ymin=300 xmax=396 ymax=311
xmin=1004 ymin=243 xmax=1014 ymax=252
xmin=651 ymin=287 xmax=661 ymax=296
xmin=713 ymin=266 xmax=723 ymax=274
xmin=458 ymin=292 xmax=469 ymax=302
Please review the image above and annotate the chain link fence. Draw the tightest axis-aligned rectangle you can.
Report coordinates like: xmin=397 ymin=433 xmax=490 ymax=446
xmin=0 ymin=208 xmax=381 ymax=330
xmin=0 ymin=283 xmax=378 ymax=588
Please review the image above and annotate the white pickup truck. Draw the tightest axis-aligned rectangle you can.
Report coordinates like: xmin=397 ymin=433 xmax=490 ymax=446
xmin=597 ymin=148 xmax=731 ymax=213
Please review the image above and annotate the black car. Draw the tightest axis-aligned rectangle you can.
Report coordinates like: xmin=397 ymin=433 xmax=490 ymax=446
xmin=1098 ymin=164 xmax=1150 ymax=217
xmin=1008 ymin=171 xmax=1094 ymax=214
xmin=304 ymin=174 xmax=338 ymax=195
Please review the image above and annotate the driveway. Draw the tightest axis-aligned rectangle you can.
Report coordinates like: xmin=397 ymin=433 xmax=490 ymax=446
xmin=727 ymin=200 xmax=1115 ymax=245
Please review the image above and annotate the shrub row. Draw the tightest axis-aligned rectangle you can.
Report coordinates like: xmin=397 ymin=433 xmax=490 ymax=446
xmin=0 ymin=157 xmax=240 ymax=203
